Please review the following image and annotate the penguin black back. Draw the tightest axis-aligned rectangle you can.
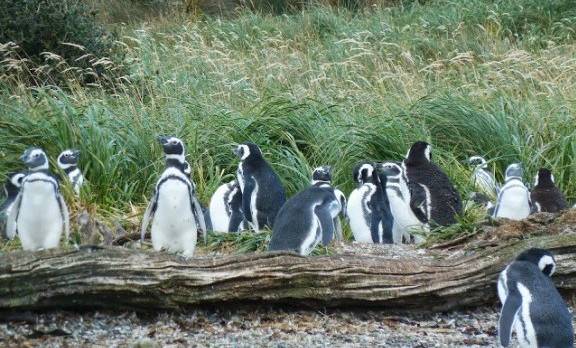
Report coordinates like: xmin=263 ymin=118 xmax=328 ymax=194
xmin=370 ymin=166 xmax=394 ymax=243
xmin=531 ymin=168 xmax=568 ymax=213
xmin=403 ymin=141 xmax=462 ymax=226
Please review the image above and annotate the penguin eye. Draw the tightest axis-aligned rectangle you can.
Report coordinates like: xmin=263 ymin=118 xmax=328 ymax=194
xmin=171 ymin=140 xmax=178 ymax=145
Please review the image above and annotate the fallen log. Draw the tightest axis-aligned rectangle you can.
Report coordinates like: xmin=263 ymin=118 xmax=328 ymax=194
xmin=0 ymin=213 xmax=576 ymax=312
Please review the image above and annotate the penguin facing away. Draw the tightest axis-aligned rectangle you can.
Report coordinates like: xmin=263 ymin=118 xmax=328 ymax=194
xmin=209 ymin=180 xmax=246 ymax=233
xmin=346 ymin=162 xmax=377 ymax=243
xmin=311 ymin=165 xmax=346 ymax=242
xmin=140 ymin=136 xmax=207 ymax=256
xmin=378 ymin=162 xmax=429 ymax=244
xmin=269 ymin=185 xmax=341 ymax=256
xmin=7 ymin=148 xmax=70 ymax=250
xmin=0 ymin=172 xmax=26 ymax=240
xmin=234 ymin=142 xmax=286 ymax=231
xmin=468 ymin=155 xmax=499 ymax=198
xmin=497 ymin=248 xmax=573 ymax=348
xmin=530 ymin=168 xmax=568 ymax=213
xmin=493 ymin=163 xmax=531 ymax=220
xmin=57 ymin=149 xmax=84 ymax=196
xmin=370 ymin=166 xmax=395 ymax=244
xmin=403 ymin=141 xmax=462 ymax=226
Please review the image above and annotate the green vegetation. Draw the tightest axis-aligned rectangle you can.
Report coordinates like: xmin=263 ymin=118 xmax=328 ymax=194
xmin=1 ymin=0 xmax=575 ymax=248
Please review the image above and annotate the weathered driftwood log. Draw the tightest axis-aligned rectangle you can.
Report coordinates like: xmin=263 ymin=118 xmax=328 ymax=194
xmin=0 ymin=212 xmax=575 ymax=312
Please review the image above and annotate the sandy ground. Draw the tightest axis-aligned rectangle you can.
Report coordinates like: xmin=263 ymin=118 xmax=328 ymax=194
xmin=2 ymin=305 xmax=563 ymax=348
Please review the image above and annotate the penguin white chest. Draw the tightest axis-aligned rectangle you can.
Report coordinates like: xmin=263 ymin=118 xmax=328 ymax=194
xmin=496 ymin=185 xmax=530 ymax=220
xmin=152 ymin=180 xmax=197 ymax=256
xmin=347 ymin=184 xmax=374 ymax=243
xmin=249 ymin=180 xmax=259 ymax=231
xmin=18 ymin=181 xmax=63 ymax=250
xmin=209 ymin=184 xmax=232 ymax=233
xmin=516 ymin=283 xmax=537 ymax=348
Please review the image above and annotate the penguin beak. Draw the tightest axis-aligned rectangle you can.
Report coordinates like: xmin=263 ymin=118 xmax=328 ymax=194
xmin=157 ymin=136 xmax=169 ymax=145
xmin=19 ymin=153 xmax=28 ymax=162
xmin=233 ymin=146 xmax=241 ymax=158
xmin=72 ymin=149 xmax=80 ymax=158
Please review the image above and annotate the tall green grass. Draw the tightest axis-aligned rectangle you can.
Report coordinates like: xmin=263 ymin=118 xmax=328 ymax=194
xmin=1 ymin=0 xmax=575 ymax=243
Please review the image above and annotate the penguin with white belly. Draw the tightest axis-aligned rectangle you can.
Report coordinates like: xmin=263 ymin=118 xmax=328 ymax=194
xmin=468 ymin=155 xmax=499 ymax=198
xmin=378 ymin=162 xmax=429 ymax=244
xmin=530 ymin=168 xmax=568 ymax=213
xmin=311 ymin=165 xmax=345 ymax=243
xmin=268 ymin=185 xmax=341 ymax=256
xmin=0 ymin=172 xmax=26 ymax=240
xmin=234 ymin=142 xmax=286 ymax=231
xmin=140 ymin=136 xmax=207 ymax=256
xmin=7 ymin=148 xmax=70 ymax=250
xmin=493 ymin=163 xmax=531 ymax=220
xmin=209 ymin=180 xmax=246 ymax=233
xmin=57 ymin=149 xmax=84 ymax=196
xmin=497 ymin=248 xmax=573 ymax=347
xmin=403 ymin=141 xmax=462 ymax=226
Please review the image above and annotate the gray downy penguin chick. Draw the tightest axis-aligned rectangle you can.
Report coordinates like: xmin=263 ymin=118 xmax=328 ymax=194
xmin=468 ymin=155 xmax=499 ymax=198
xmin=0 ymin=172 xmax=26 ymax=239
xmin=57 ymin=149 xmax=84 ymax=196
xmin=403 ymin=141 xmax=462 ymax=226
xmin=379 ymin=162 xmax=429 ymax=244
xmin=311 ymin=165 xmax=346 ymax=244
xmin=234 ymin=142 xmax=286 ymax=231
xmin=209 ymin=180 xmax=246 ymax=233
xmin=268 ymin=185 xmax=341 ymax=256
xmin=140 ymin=136 xmax=207 ymax=256
xmin=497 ymin=248 xmax=573 ymax=348
xmin=7 ymin=148 xmax=70 ymax=250
xmin=493 ymin=163 xmax=531 ymax=220
xmin=530 ymin=168 xmax=568 ymax=213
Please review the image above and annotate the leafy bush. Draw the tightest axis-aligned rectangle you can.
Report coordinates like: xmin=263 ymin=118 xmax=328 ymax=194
xmin=0 ymin=0 xmax=124 ymax=87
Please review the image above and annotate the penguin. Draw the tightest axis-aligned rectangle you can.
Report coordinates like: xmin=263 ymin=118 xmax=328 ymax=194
xmin=311 ymin=165 xmax=346 ymax=242
xmin=6 ymin=148 xmax=70 ymax=250
xmin=530 ymin=168 xmax=568 ymax=213
xmin=268 ymin=185 xmax=341 ymax=256
xmin=403 ymin=141 xmax=462 ymax=226
xmin=467 ymin=156 xmax=499 ymax=198
xmin=209 ymin=180 xmax=246 ymax=233
xmin=346 ymin=162 xmax=394 ymax=244
xmin=140 ymin=136 xmax=207 ymax=256
xmin=497 ymin=248 xmax=573 ymax=347
xmin=234 ymin=142 xmax=286 ymax=231
xmin=57 ymin=149 xmax=84 ymax=196
xmin=0 ymin=172 xmax=26 ymax=240
xmin=378 ymin=162 xmax=429 ymax=244
xmin=493 ymin=163 xmax=531 ymax=220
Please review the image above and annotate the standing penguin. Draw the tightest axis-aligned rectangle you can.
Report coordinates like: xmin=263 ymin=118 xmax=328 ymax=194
xmin=268 ymin=185 xmax=341 ymax=256
xmin=140 ymin=136 xmax=207 ymax=256
xmin=468 ymin=156 xmax=499 ymax=198
xmin=403 ymin=142 xmax=462 ymax=226
xmin=311 ymin=165 xmax=346 ymax=242
xmin=57 ymin=149 xmax=84 ymax=196
xmin=497 ymin=248 xmax=573 ymax=347
xmin=530 ymin=168 xmax=568 ymax=213
xmin=346 ymin=162 xmax=394 ymax=244
xmin=493 ymin=163 xmax=531 ymax=220
xmin=7 ymin=148 xmax=70 ymax=250
xmin=182 ymin=160 xmax=213 ymax=234
xmin=234 ymin=142 xmax=286 ymax=231
xmin=0 ymin=172 xmax=26 ymax=239
xmin=209 ymin=180 xmax=246 ymax=233
xmin=378 ymin=162 xmax=429 ymax=244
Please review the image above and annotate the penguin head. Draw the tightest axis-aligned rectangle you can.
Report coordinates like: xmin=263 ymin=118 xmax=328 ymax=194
xmin=516 ymin=248 xmax=556 ymax=276
xmin=468 ymin=156 xmax=487 ymax=168
xmin=405 ymin=141 xmax=432 ymax=165
xmin=378 ymin=162 xmax=403 ymax=179
xmin=20 ymin=148 xmax=49 ymax=171
xmin=312 ymin=166 xmax=332 ymax=184
xmin=504 ymin=163 xmax=523 ymax=181
xmin=57 ymin=149 xmax=80 ymax=169
xmin=3 ymin=172 xmax=25 ymax=197
xmin=233 ymin=142 xmax=262 ymax=162
xmin=534 ymin=168 xmax=555 ymax=188
xmin=158 ymin=136 xmax=186 ymax=162
xmin=352 ymin=162 xmax=374 ymax=185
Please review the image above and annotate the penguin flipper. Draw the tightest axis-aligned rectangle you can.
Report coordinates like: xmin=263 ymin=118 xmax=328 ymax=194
xmin=408 ymin=182 xmax=428 ymax=223
xmin=57 ymin=194 xmax=70 ymax=241
xmin=498 ymin=287 xmax=522 ymax=347
xmin=140 ymin=192 xmax=158 ymax=242
xmin=6 ymin=192 xmax=22 ymax=240
xmin=191 ymin=193 xmax=207 ymax=243
xmin=228 ymin=210 xmax=244 ymax=232
xmin=241 ymin=176 xmax=255 ymax=225
xmin=316 ymin=200 xmax=339 ymax=246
